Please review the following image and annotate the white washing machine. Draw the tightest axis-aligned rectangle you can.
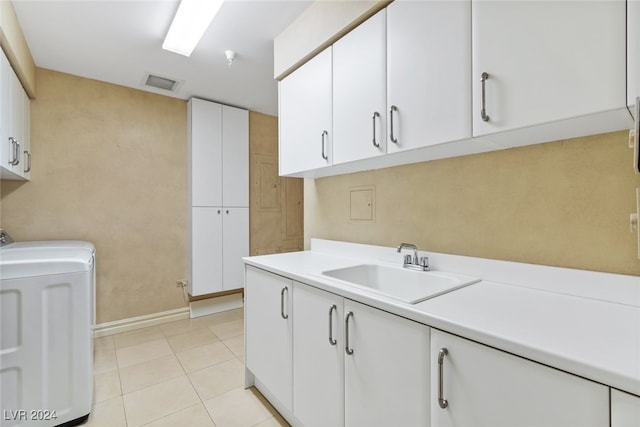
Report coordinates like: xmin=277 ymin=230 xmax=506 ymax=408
xmin=0 ymin=232 xmax=95 ymax=427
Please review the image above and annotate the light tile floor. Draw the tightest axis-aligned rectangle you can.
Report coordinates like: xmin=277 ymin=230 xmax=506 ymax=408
xmin=88 ymin=308 xmax=289 ymax=427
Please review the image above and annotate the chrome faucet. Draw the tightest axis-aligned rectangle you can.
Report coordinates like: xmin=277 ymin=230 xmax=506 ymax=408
xmin=397 ymin=243 xmax=430 ymax=271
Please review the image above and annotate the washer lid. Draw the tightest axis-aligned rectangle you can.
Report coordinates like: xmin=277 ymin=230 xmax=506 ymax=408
xmin=3 ymin=240 xmax=95 ymax=254
xmin=0 ymin=247 xmax=93 ymax=280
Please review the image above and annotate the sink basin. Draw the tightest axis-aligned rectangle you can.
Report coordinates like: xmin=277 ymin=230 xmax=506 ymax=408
xmin=320 ymin=264 xmax=479 ymax=304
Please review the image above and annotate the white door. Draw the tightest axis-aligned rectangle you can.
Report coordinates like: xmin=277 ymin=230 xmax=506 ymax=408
xmin=222 ymin=105 xmax=248 ymax=207
xmin=629 ymin=0 xmax=640 ymax=114
xmin=472 ymin=0 xmax=625 ymax=139
xmin=431 ymin=330 xmax=609 ymax=427
xmin=0 ymin=51 xmax=12 ymax=176
xmin=189 ymin=98 xmax=222 ymax=207
xmin=292 ymin=283 xmax=344 ymax=427
xmin=344 ymin=299 xmax=429 ymax=427
xmin=278 ymin=47 xmax=332 ymax=175
xmin=222 ymin=207 xmax=248 ymax=291
xmin=611 ymin=389 xmax=640 ymax=427
xmin=245 ymin=266 xmax=293 ymax=411
xmin=21 ymin=89 xmax=30 ymax=179
xmin=190 ymin=207 xmax=222 ymax=296
xmin=333 ymin=9 xmax=387 ymax=164
xmin=387 ymin=0 xmax=471 ymax=152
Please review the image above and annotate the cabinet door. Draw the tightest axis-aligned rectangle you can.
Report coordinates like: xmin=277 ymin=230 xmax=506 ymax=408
xmin=431 ymin=330 xmax=609 ymax=427
xmin=472 ymin=0 xmax=625 ymax=138
xmin=189 ymin=98 xmax=222 ymax=207
xmin=612 ymin=389 xmax=640 ymax=427
xmin=629 ymin=0 xmax=640 ymax=114
xmin=344 ymin=299 xmax=429 ymax=427
xmin=21 ymin=90 xmax=30 ymax=179
xmin=293 ymin=283 xmax=344 ymax=427
xmin=189 ymin=207 xmax=222 ymax=296
xmin=387 ymin=0 xmax=471 ymax=152
xmin=222 ymin=207 xmax=248 ymax=291
xmin=222 ymin=106 xmax=248 ymax=207
xmin=0 ymin=51 xmax=12 ymax=176
xmin=245 ymin=266 xmax=293 ymax=411
xmin=278 ymin=47 xmax=332 ymax=175
xmin=333 ymin=9 xmax=387 ymax=164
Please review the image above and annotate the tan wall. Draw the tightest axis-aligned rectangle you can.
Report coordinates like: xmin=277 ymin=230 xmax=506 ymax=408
xmin=305 ymin=131 xmax=640 ymax=276
xmin=1 ymin=68 xmax=188 ymax=323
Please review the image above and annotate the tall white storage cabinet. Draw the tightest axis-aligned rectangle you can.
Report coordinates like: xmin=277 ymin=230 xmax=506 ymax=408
xmin=187 ymin=98 xmax=249 ymax=300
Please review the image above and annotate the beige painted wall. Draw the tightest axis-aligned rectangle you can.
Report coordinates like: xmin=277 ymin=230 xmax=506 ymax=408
xmin=1 ymin=68 xmax=188 ymax=323
xmin=305 ymin=131 xmax=640 ymax=276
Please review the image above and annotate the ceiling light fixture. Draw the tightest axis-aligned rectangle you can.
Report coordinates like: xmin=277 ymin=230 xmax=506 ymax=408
xmin=162 ymin=0 xmax=224 ymax=57
xmin=225 ymin=50 xmax=235 ymax=67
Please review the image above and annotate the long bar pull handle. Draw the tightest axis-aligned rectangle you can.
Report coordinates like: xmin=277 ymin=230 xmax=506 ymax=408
xmin=8 ymin=138 xmax=15 ymax=165
xmin=24 ymin=151 xmax=31 ymax=173
xmin=345 ymin=311 xmax=354 ymax=355
xmin=328 ymin=304 xmax=337 ymax=345
xmin=372 ymin=112 xmax=380 ymax=148
xmin=634 ymin=97 xmax=639 ymax=174
xmin=389 ymin=105 xmax=398 ymax=144
xmin=438 ymin=348 xmax=449 ymax=409
xmin=480 ymin=72 xmax=490 ymax=122
xmin=321 ymin=130 xmax=328 ymax=160
xmin=13 ymin=140 xmax=20 ymax=166
xmin=280 ymin=287 xmax=289 ymax=319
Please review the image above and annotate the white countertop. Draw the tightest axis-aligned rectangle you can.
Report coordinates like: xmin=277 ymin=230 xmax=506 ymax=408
xmin=243 ymin=239 xmax=640 ymax=396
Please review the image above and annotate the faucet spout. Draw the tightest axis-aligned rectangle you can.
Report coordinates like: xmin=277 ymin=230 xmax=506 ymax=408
xmin=397 ymin=242 xmax=430 ymax=271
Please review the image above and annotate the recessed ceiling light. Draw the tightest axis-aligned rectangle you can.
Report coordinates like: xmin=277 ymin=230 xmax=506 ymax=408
xmin=162 ymin=0 xmax=224 ymax=57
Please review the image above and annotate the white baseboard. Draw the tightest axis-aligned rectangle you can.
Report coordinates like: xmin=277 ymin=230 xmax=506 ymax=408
xmin=190 ymin=293 xmax=244 ymax=318
xmin=94 ymin=307 xmax=190 ymax=338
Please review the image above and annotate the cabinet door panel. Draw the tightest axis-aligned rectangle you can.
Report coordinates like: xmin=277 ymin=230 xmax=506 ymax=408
xmin=612 ymin=389 xmax=640 ymax=427
xmin=222 ymin=207 xmax=248 ymax=291
xmin=333 ymin=9 xmax=387 ymax=164
xmin=387 ymin=0 xmax=471 ymax=151
xmin=189 ymin=99 xmax=222 ymax=206
xmin=190 ymin=207 xmax=222 ymax=295
xmin=222 ymin=106 xmax=249 ymax=207
xmin=472 ymin=0 xmax=625 ymax=137
xmin=344 ymin=299 xmax=429 ymax=427
xmin=245 ymin=267 xmax=293 ymax=411
xmin=629 ymin=0 xmax=640 ymax=113
xmin=278 ymin=47 xmax=332 ymax=175
xmin=293 ymin=283 xmax=344 ymax=427
xmin=431 ymin=330 xmax=609 ymax=427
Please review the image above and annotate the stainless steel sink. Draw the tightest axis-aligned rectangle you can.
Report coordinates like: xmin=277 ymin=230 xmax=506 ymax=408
xmin=321 ymin=264 xmax=479 ymax=304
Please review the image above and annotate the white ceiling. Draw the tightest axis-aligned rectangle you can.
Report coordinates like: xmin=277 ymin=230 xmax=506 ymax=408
xmin=12 ymin=0 xmax=312 ymax=116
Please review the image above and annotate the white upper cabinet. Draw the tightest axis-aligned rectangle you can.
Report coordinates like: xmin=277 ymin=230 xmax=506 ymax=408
xmin=189 ymin=98 xmax=222 ymax=207
xmin=386 ymin=0 xmax=471 ymax=152
xmin=222 ymin=105 xmax=249 ymax=207
xmin=333 ymin=9 xmax=387 ymax=164
xmin=611 ymin=389 xmax=640 ymax=427
xmin=472 ymin=0 xmax=626 ymax=140
xmin=629 ymin=0 xmax=640 ymax=115
xmin=1 ymin=50 xmax=30 ymax=181
xmin=431 ymin=329 xmax=609 ymax=427
xmin=279 ymin=47 xmax=332 ymax=176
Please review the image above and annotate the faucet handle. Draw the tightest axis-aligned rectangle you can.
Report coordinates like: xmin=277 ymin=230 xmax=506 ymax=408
xmin=404 ymin=254 xmax=413 ymax=265
xmin=419 ymin=256 xmax=430 ymax=271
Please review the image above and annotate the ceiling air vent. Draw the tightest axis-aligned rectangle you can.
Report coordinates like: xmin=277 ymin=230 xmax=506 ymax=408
xmin=143 ymin=73 xmax=180 ymax=92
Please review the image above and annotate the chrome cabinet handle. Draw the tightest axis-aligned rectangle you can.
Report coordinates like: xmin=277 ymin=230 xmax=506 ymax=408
xmin=8 ymin=138 xmax=15 ymax=165
xmin=280 ymin=287 xmax=289 ymax=319
xmin=389 ymin=105 xmax=398 ymax=144
xmin=9 ymin=138 xmax=20 ymax=166
xmin=328 ymin=304 xmax=337 ymax=345
xmin=480 ymin=72 xmax=490 ymax=122
xmin=23 ymin=151 xmax=31 ymax=173
xmin=345 ymin=311 xmax=354 ymax=355
xmin=321 ymin=130 xmax=328 ymax=160
xmin=438 ymin=348 xmax=449 ymax=409
xmin=372 ymin=112 xmax=380 ymax=148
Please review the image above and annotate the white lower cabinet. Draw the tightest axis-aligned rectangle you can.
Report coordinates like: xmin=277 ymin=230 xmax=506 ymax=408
xmin=430 ymin=330 xmax=609 ymax=427
xmin=611 ymin=389 xmax=640 ymax=427
xmin=343 ymin=299 xmax=429 ymax=427
xmin=291 ymin=282 xmax=429 ymax=427
xmin=245 ymin=266 xmax=293 ymax=411
xmin=293 ymin=283 xmax=344 ymax=427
